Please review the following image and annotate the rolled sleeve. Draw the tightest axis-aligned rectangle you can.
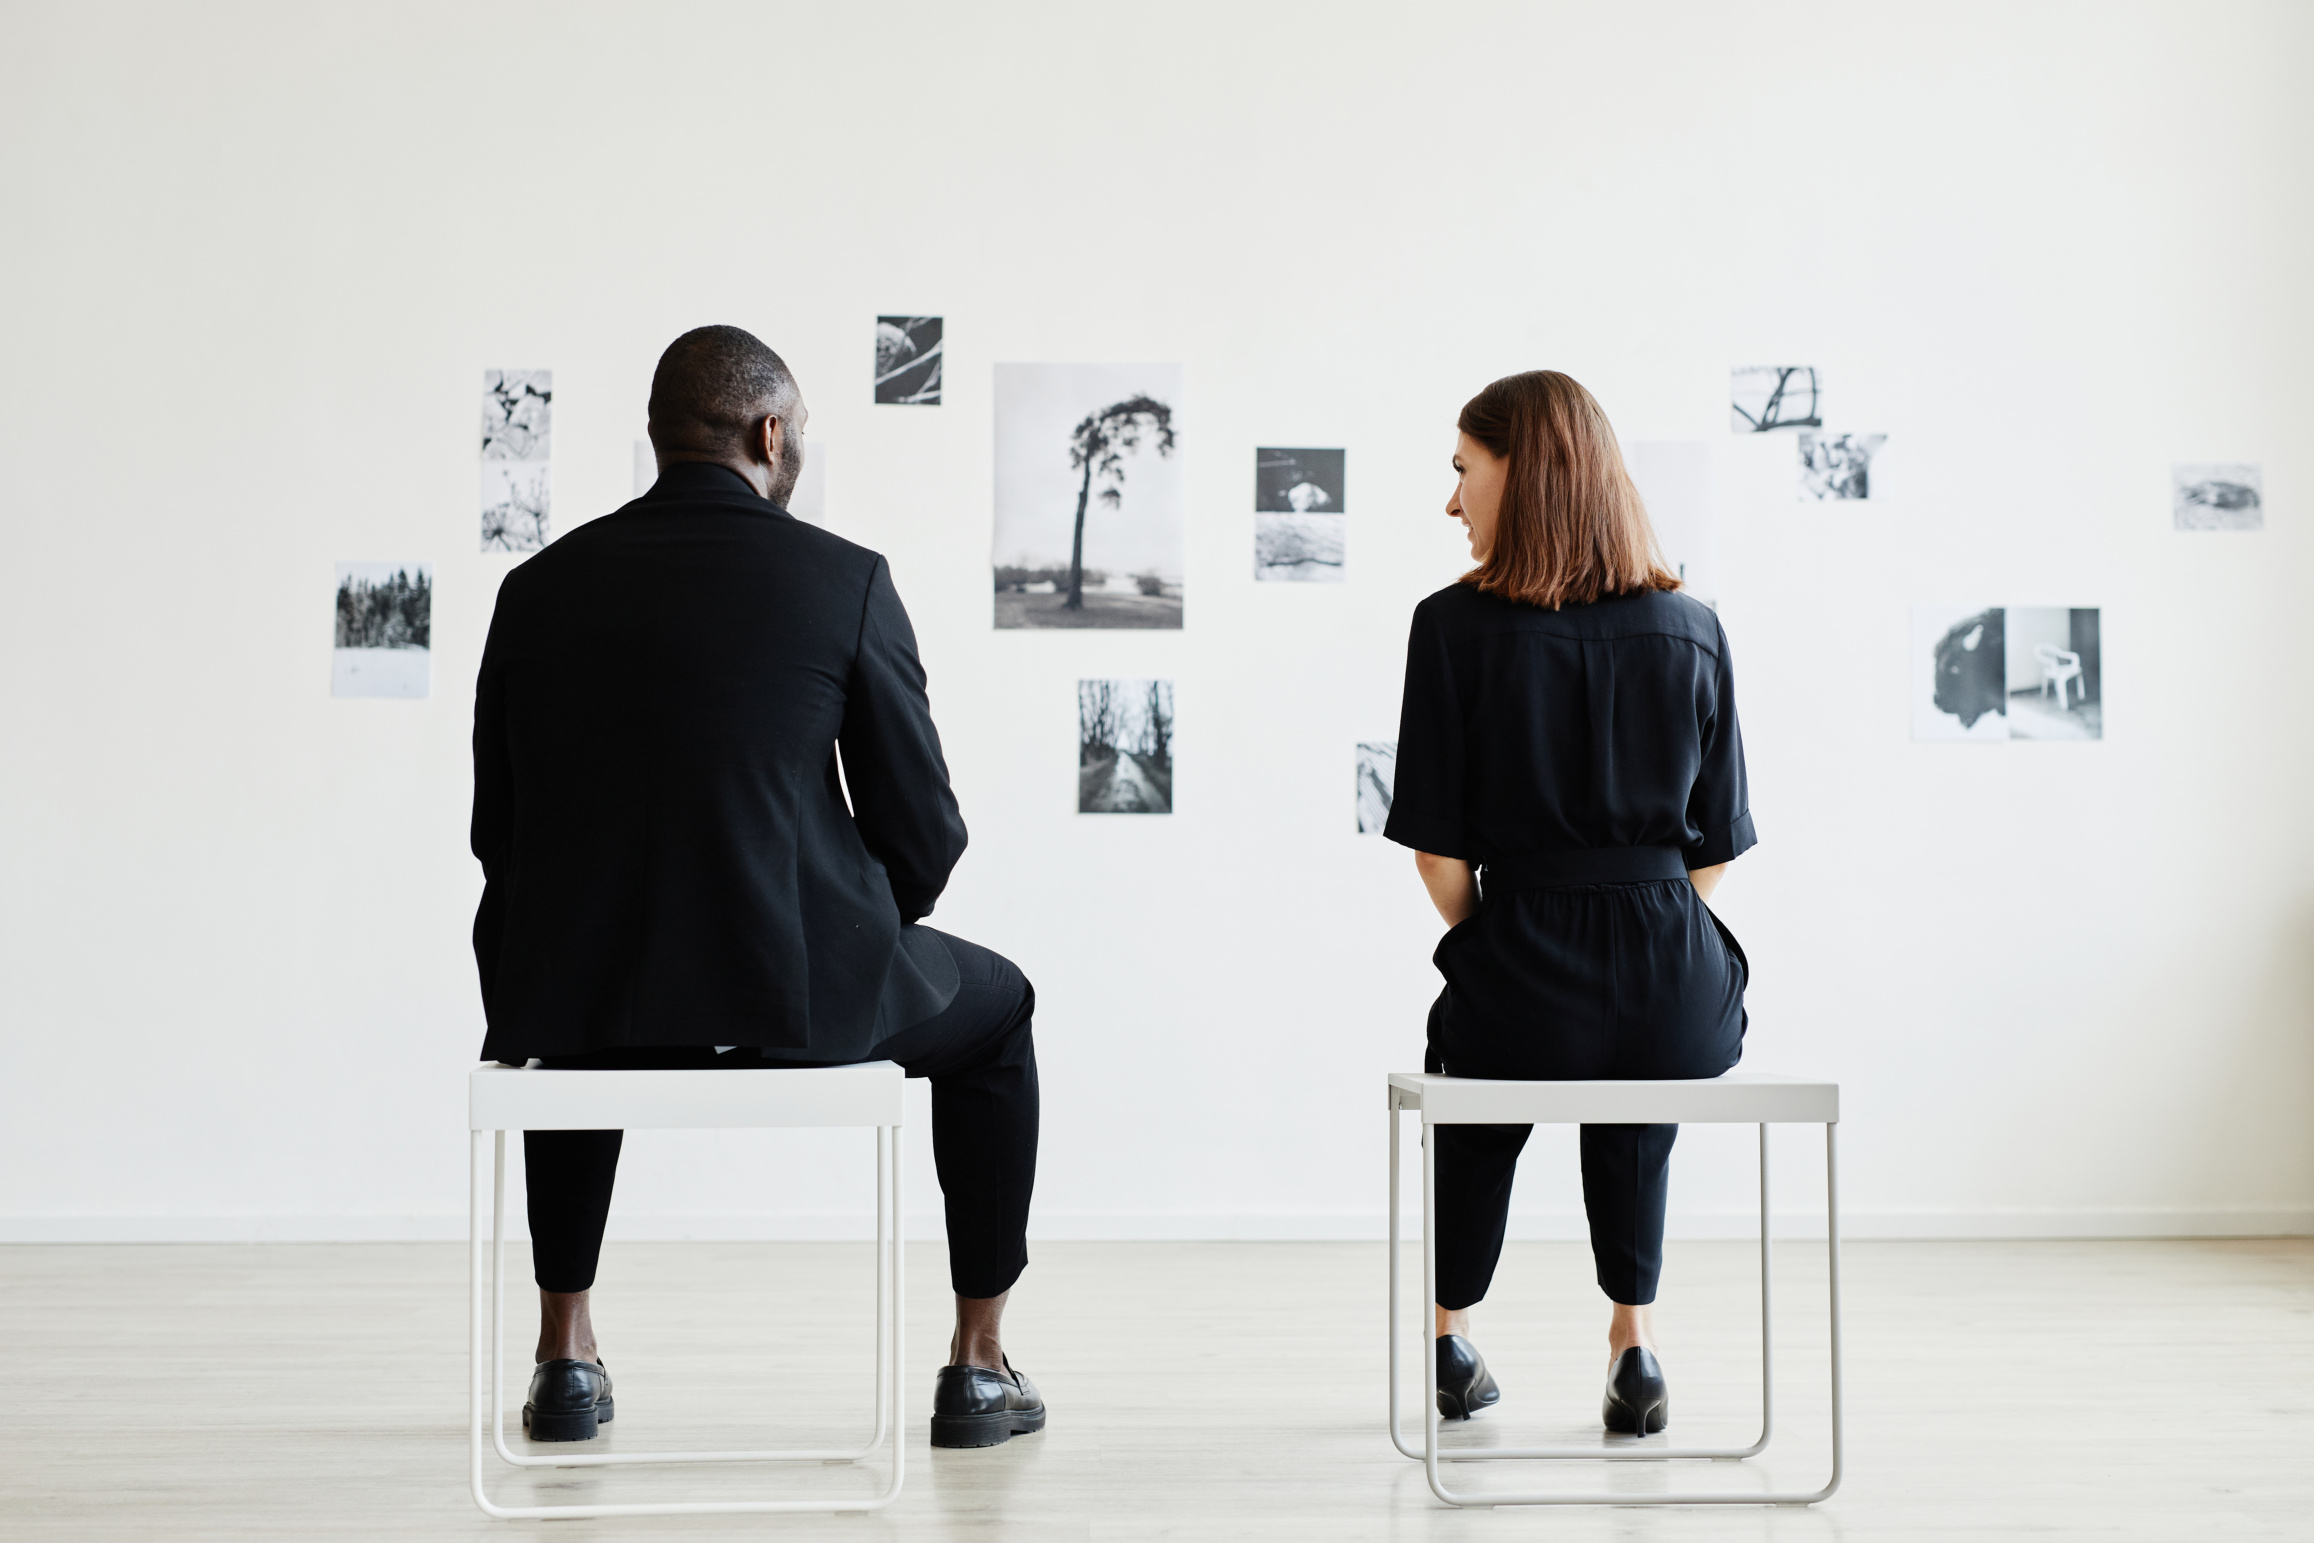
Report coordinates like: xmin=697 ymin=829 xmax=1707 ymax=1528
xmin=1683 ymin=620 xmax=1756 ymax=869
xmin=1383 ymin=595 xmax=1470 ymax=859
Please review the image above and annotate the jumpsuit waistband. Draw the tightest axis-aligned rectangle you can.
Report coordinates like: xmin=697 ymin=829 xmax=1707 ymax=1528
xmin=1481 ymin=845 xmax=1690 ymax=890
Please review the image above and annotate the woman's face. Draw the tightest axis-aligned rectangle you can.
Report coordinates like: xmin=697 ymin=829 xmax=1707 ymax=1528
xmin=1449 ymin=431 xmax=1506 ymax=560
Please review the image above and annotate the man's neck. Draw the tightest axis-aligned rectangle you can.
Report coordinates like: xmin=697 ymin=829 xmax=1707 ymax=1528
xmin=657 ymin=454 xmax=771 ymax=501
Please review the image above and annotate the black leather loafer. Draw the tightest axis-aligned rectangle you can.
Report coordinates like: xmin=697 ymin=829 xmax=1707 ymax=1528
xmin=1436 ymin=1334 xmax=1501 ymax=1421
xmin=524 ymin=1358 xmax=614 ymax=1442
xmin=930 ymin=1358 xmax=1046 ymax=1448
xmin=1602 ymin=1346 xmax=1668 ymax=1435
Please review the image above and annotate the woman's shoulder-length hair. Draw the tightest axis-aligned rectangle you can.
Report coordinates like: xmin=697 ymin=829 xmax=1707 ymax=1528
xmin=1458 ymin=370 xmax=1681 ymax=610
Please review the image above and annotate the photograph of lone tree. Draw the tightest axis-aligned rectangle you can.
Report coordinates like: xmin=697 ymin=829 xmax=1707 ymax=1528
xmin=994 ymin=363 xmax=1183 ymax=629
xmin=1079 ymin=679 xmax=1173 ymax=814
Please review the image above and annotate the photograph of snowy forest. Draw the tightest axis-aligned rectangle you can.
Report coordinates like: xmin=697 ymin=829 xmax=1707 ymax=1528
xmin=331 ymin=562 xmax=431 ymax=699
xmin=1079 ymin=679 xmax=1173 ymax=814
xmin=994 ymin=364 xmax=1183 ymax=629
xmin=874 ymin=316 xmax=943 ymax=404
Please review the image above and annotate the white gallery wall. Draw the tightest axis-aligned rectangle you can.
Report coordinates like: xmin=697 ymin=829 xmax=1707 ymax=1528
xmin=3 ymin=0 xmax=2310 ymax=1244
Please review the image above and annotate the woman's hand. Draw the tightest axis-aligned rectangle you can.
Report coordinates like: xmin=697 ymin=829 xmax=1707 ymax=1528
xmin=1415 ymin=852 xmax=1480 ymax=927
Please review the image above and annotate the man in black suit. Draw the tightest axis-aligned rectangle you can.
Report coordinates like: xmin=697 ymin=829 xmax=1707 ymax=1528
xmin=472 ymin=325 xmax=1045 ymax=1450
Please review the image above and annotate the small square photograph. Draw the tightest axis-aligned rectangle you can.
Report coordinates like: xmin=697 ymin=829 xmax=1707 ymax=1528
xmin=481 ymin=369 xmax=553 ymax=460
xmin=1798 ymin=432 xmax=1886 ymax=500
xmin=332 ymin=562 xmax=431 ymax=698
xmin=2005 ymin=608 xmax=2102 ymax=740
xmin=1730 ymin=365 xmax=1821 ymax=433
xmin=994 ymin=363 xmax=1182 ymax=629
xmin=2172 ymin=464 xmax=2262 ymax=531
xmin=1254 ymin=448 xmax=1345 ymax=513
xmin=1254 ymin=512 xmax=1345 ymax=582
xmin=1079 ymin=679 xmax=1173 ymax=814
xmin=1356 ymin=741 xmax=1396 ymax=834
xmin=481 ymin=460 xmax=550 ymax=552
xmin=874 ymin=316 xmax=943 ymax=405
xmin=1912 ymin=604 xmax=2008 ymax=741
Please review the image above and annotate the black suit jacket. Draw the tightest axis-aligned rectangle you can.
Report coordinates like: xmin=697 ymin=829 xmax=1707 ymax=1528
xmin=471 ymin=462 xmax=968 ymax=1063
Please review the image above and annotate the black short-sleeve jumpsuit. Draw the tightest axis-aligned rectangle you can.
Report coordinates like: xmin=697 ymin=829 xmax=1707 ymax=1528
xmin=1386 ymin=582 xmax=1756 ymax=1310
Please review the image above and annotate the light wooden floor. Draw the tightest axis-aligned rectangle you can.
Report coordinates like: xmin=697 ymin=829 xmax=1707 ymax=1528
xmin=2 ymin=1239 xmax=2308 ymax=1539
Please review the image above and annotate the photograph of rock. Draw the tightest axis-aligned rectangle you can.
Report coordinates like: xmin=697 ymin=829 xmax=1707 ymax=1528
xmin=1912 ymin=604 xmax=2008 ymax=741
xmin=1798 ymin=431 xmax=1886 ymax=500
xmin=1255 ymin=513 xmax=1345 ymax=582
xmin=1356 ymin=741 xmax=1396 ymax=833
xmin=1730 ymin=365 xmax=1821 ymax=433
xmin=2172 ymin=464 xmax=2262 ymax=531
xmin=1254 ymin=447 xmax=1344 ymax=513
xmin=1079 ymin=679 xmax=1173 ymax=814
xmin=994 ymin=363 xmax=1182 ymax=629
xmin=874 ymin=316 xmax=943 ymax=405
xmin=332 ymin=562 xmax=431 ymax=698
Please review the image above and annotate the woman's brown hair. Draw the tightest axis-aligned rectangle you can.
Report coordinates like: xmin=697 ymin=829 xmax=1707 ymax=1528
xmin=1457 ymin=371 xmax=1681 ymax=609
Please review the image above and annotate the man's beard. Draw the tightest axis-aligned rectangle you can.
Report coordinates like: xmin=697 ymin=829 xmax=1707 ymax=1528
xmin=767 ymin=423 xmax=805 ymax=507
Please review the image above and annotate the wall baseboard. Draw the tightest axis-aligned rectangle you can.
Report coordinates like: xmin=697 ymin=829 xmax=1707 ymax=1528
xmin=3 ymin=1208 xmax=2308 ymax=1244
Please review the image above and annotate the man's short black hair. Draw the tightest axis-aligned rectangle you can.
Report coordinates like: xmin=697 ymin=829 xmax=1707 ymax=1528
xmin=647 ymin=325 xmax=800 ymax=457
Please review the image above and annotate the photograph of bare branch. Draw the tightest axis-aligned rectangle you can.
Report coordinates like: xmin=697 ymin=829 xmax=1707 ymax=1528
xmin=1080 ymin=679 xmax=1173 ymax=813
xmin=481 ymin=369 xmax=552 ymax=460
xmin=480 ymin=461 xmax=550 ymax=552
xmin=994 ymin=363 xmax=1183 ymax=629
xmin=332 ymin=561 xmax=431 ymax=698
xmin=874 ymin=316 xmax=943 ymax=405
xmin=1730 ymin=365 xmax=1821 ymax=433
xmin=1798 ymin=431 xmax=1886 ymax=500
xmin=2172 ymin=464 xmax=2262 ymax=531
xmin=1356 ymin=741 xmax=1396 ymax=833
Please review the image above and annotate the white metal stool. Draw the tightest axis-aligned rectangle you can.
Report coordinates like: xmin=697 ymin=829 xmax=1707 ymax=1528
xmin=467 ymin=1060 xmax=906 ymax=1520
xmin=1387 ymin=1071 xmax=1842 ymax=1507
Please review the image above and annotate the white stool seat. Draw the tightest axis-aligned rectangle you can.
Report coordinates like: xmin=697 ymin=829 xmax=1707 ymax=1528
xmin=467 ymin=1060 xmax=906 ymax=1520
xmin=1388 ymin=1069 xmax=1843 ymax=1508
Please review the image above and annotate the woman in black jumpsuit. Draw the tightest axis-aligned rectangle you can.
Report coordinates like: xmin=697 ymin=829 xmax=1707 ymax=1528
xmin=1385 ymin=371 xmax=1754 ymax=1436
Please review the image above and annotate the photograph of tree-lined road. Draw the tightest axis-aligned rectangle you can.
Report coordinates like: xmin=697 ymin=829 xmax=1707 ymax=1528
xmin=994 ymin=363 xmax=1183 ymax=629
xmin=1079 ymin=679 xmax=1173 ymax=814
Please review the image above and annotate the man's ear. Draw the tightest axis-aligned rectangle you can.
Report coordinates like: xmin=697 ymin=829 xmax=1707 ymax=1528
xmin=760 ymin=415 xmax=782 ymax=467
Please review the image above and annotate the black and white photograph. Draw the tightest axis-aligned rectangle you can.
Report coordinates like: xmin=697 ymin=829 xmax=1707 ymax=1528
xmin=480 ymin=369 xmax=552 ymax=460
xmin=994 ymin=363 xmax=1183 ymax=629
xmin=1624 ymin=439 xmax=1717 ymax=603
xmin=1912 ymin=604 xmax=2009 ymax=741
xmin=331 ymin=561 xmax=431 ymax=698
xmin=1798 ymin=431 xmax=1887 ymax=500
xmin=1730 ymin=365 xmax=1821 ymax=433
xmin=481 ymin=369 xmax=552 ymax=552
xmin=1254 ymin=513 xmax=1345 ymax=582
xmin=1356 ymin=740 xmax=1396 ymax=833
xmin=2172 ymin=463 xmax=2262 ymax=531
xmin=874 ymin=316 xmax=942 ymax=405
xmin=2004 ymin=607 xmax=2102 ymax=740
xmin=1079 ymin=679 xmax=1173 ymax=814
xmin=480 ymin=460 xmax=550 ymax=552
xmin=1254 ymin=447 xmax=1345 ymax=513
